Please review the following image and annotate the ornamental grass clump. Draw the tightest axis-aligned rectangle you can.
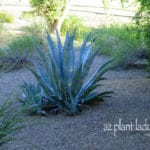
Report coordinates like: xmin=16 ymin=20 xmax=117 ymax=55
xmin=24 ymin=30 xmax=113 ymax=115
xmin=0 ymin=101 xmax=24 ymax=147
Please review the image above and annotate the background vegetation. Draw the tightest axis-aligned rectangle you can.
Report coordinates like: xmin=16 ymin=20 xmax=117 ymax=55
xmin=61 ymin=15 xmax=91 ymax=41
xmin=0 ymin=35 xmax=42 ymax=72
xmin=91 ymin=24 xmax=145 ymax=68
xmin=0 ymin=11 xmax=14 ymax=23
xmin=0 ymin=11 xmax=14 ymax=36
xmin=0 ymin=101 xmax=24 ymax=147
xmin=29 ymin=0 xmax=67 ymax=31
xmin=136 ymin=0 xmax=150 ymax=71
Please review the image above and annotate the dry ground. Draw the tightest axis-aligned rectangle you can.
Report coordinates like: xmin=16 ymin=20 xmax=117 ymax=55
xmin=0 ymin=1 xmax=149 ymax=149
xmin=0 ymin=55 xmax=150 ymax=150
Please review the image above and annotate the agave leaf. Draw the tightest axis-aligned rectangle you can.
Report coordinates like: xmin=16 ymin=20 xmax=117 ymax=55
xmin=78 ymin=47 xmax=96 ymax=89
xmin=82 ymin=81 xmax=106 ymax=99
xmin=71 ymin=52 xmax=96 ymax=97
xmin=81 ymin=44 xmax=92 ymax=67
xmin=35 ymin=45 xmax=49 ymax=73
xmin=93 ymin=59 xmax=113 ymax=84
xmin=56 ymin=30 xmax=64 ymax=79
xmin=46 ymin=33 xmax=59 ymax=67
xmin=83 ymin=91 xmax=114 ymax=103
xmin=71 ymin=41 xmax=96 ymax=97
xmin=81 ymin=50 xmax=97 ymax=78
xmin=82 ymin=92 xmax=101 ymax=103
xmin=77 ymin=33 xmax=91 ymax=67
xmin=46 ymin=32 xmax=66 ymax=93
xmin=71 ymin=64 xmax=83 ymax=96
xmin=26 ymin=65 xmax=53 ymax=96
xmin=82 ymin=83 xmax=101 ymax=96
xmin=73 ymin=59 xmax=113 ymax=107
xmin=98 ymin=91 xmax=114 ymax=97
xmin=31 ymin=61 xmax=52 ymax=88
xmin=67 ymin=37 xmax=75 ymax=90
xmin=82 ymin=59 xmax=113 ymax=92
xmin=47 ymin=59 xmax=60 ymax=91
xmin=62 ymin=31 xmax=69 ymax=67
xmin=68 ymin=29 xmax=76 ymax=78
xmin=20 ymin=81 xmax=49 ymax=115
xmin=63 ymin=30 xmax=75 ymax=90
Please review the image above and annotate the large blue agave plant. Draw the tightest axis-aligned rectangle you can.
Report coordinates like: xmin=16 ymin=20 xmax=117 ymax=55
xmin=25 ymin=30 xmax=113 ymax=114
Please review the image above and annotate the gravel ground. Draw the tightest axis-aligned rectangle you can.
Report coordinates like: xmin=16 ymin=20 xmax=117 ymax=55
xmin=0 ymin=55 xmax=150 ymax=150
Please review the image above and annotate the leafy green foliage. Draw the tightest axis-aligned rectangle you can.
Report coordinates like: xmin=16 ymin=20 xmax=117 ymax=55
xmin=0 ymin=11 xmax=14 ymax=23
xmin=0 ymin=101 xmax=24 ymax=147
xmin=22 ymin=20 xmax=47 ymax=51
xmin=0 ymin=35 xmax=41 ymax=71
xmin=25 ymin=30 xmax=113 ymax=115
xmin=137 ymin=0 xmax=150 ymax=9
xmin=0 ymin=11 xmax=13 ymax=35
xmin=29 ymin=0 xmax=67 ymax=30
xmin=7 ymin=35 xmax=38 ymax=56
xmin=91 ymin=24 xmax=145 ymax=68
xmin=23 ymin=21 xmax=46 ymax=37
xmin=136 ymin=0 xmax=150 ymax=71
xmin=0 ymin=49 xmax=4 ymax=57
xmin=20 ymin=11 xmax=37 ymax=20
xmin=61 ymin=15 xmax=91 ymax=41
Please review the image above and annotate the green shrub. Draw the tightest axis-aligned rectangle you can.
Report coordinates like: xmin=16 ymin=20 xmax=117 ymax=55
xmin=20 ymin=11 xmax=37 ymax=20
xmin=22 ymin=21 xmax=47 ymax=49
xmin=0 ymin=101 xmax=24 ymax=147
xmin=136 ymin=0 xmax=150 ymax=71
xmin=61 ymin=15 xmax=91 ymax=41
xmin=91 ymin=24 xmax=145 ymax=68
xmin=23 ymin=20 xmax=47 ymax=37
xmin=7 ymin=35 xmax=41 ymax=55
xmin=23 ymin=30 xmax=113 ymax=115
xmin=0 ymin=11 xmax=14 ymax=23
xmin=0 ymin=35 xmax=41 ymax=71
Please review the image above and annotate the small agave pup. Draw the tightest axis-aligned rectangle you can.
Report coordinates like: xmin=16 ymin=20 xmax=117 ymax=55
xmin=26 ymin=30 xmax=113 ymax=115
xmin=21 ymin=81 xmax=47 ymax=115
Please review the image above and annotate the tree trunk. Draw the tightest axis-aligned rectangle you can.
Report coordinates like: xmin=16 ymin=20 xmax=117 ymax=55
xmin=56 ymin=0 xmax=72 ymax=33
xmin=102 ymin=0 xmax=111 ymax=27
